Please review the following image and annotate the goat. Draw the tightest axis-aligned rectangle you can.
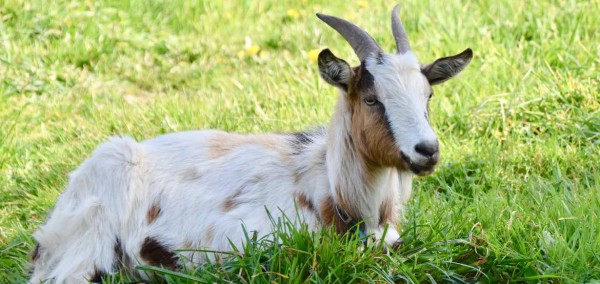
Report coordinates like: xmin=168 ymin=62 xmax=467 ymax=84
xmin=29 ymin=5 xmax=473 ymax=283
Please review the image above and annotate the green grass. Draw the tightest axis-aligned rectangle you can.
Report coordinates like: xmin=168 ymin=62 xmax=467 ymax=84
xmin=1 ymin=0 xmax=599 ymax=282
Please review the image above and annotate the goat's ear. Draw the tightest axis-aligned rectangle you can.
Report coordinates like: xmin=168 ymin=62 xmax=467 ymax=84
xmin=318 ymin=49 xmax=352 ymax=90
xmin=422 ymin=48 xmax=473 ymax=85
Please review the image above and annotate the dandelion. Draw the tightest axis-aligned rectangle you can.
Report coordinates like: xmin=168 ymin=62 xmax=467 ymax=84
xmin=246 ymin=45 xmax=260 ymax=56
xmin=259 ymin=50 xmax=270 ymax=59
xmin=239 ymin=37 xmax=261 ymax=58
xmin=358 ymin=1 xmax=368 ymax=8
xmin=307 ymin=49 xmax=320 ymax=63
xmin=287 ymin=8 xmax=301 ymax=20
xmin=344 ymin=11 xmax=358 ymax=21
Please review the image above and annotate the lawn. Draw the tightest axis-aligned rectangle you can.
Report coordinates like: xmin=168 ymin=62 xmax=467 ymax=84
xmin=1 ymin=0 xmax=599 ymax=282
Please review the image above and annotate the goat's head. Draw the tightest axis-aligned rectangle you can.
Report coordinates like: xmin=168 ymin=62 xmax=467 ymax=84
xmin=317 ymin=5 xmax=472 ymax=176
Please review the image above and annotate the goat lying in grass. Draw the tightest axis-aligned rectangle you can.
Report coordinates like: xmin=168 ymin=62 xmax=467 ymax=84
xmin=30 ymin=5 xmax=472 ymax=283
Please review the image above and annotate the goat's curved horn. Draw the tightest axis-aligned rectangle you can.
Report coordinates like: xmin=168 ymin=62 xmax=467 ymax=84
xmin=317 ymin=13 xmax=382 ymax=62
xmin=392 ymin=4 xmax=410 ymax=54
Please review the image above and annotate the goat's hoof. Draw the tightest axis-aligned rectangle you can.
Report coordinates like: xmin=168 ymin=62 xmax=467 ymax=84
xmin=381 ymin=238 xmax=404 ymax=254
xmin=392 ymin=238 xmax=404 ymax=250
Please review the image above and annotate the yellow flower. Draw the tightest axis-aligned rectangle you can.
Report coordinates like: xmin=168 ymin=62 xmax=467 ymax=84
xmin=344 ymin=11 xmax=357 ymax=21
xmin=307 ymin=49 xmax=320 ymax=63
xmin=237 ymin=50 xmax=246 ymax=59
xmin=259 ymin=50 xmax=270 ymax=59
xmin=358 ymin=1 xmax=368 ymax=8
xmin=246 ymin=45 xmax=260 ymax=56
xmin=287 ymin=8 xmax=301 ymax=19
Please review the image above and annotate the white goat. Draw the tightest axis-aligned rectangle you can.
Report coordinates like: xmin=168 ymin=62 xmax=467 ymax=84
xmin=30 ymin=5 xmax=472 ymax=283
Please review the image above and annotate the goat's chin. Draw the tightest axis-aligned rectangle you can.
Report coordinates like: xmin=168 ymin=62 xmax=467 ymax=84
xmin=399 ymin=152 xmax=438 ymax=176
xmin=411 ymin=165 xmax=436 ymax=176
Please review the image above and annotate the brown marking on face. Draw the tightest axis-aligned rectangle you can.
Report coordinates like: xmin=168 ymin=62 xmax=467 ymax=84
xmin=207 ymin=133 xmax=292 ymax=162
xmin=30 ymin=242 xmax=40 ymax=262
xmin=146 ymin=202 xmax=162 ymax=224
xmin=347 ymin=66 xmax=405 ymax=170
xmin=140 ymin=237 xmax=178 ymax=269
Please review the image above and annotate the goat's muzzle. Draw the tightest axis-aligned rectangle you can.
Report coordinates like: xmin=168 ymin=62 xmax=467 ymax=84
xmin=401 ymin=150 xmax=439 ymax=176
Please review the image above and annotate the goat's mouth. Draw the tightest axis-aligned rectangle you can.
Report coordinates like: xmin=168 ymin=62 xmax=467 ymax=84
xmin=400 ymin=152 xmax=438 ymax=176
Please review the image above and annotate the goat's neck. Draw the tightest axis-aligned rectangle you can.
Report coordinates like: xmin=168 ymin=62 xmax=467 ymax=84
xmin=325 ymin=96 xmax=411 ymax=228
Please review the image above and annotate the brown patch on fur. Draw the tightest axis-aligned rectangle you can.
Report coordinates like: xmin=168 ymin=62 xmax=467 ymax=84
xmin=180 ymin=167 xmax=201 ymax=181
xmin=204 ymin=223 xmax=216 ymax=245
xmin=221 ymin=199 xmax=236 ymax=212
xmin=30 ymin=242 xmax=40 ymax=262
xmin=333 ymin=185 xmax=360 ymax=222
xmin=146 ymin=202 xmax=162 ymax=224
xmin=183 ymin=240 xmax=194 ymax=248
xmin=320 ymin=196 xmax=354 ymax=234
xmin=221 ymin=176 xmax=263 ymax=212
xmin=379 ymin=197 xmax=395 ymax=226
xmin=222 ymin=187 xmax=244 ymax=212
xmin=140 ymin=237 xmax=178 ymax=269
xmin=296 ymin=193 xmax=315 ymax=212
xmin=293 ymin=170 xmax=301 ymax=184
xmin=207 ymin=132 xmax=292 ymax=162
xmin=347 ymin=66 xmax=406 ymax=171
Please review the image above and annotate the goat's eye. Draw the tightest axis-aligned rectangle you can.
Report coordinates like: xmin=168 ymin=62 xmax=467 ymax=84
xmin=363 ymin=97 xmax=377 ymax=106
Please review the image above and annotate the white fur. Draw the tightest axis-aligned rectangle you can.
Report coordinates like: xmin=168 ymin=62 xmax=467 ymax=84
xmin=367 ymin=52 xmax=438 ymax=165
xmin=29 ymin=49 xmax=441 ymax=284
xmin=30 ymin=124 xmax=415 ymax=283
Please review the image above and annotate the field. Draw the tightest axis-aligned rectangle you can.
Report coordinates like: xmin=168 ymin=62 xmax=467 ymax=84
xmin=1 ymin=0 xmax=599 ymax=282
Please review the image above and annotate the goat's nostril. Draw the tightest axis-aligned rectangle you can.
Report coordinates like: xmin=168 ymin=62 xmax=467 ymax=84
xmin=415 ymin=141 xmax=439 ymax=157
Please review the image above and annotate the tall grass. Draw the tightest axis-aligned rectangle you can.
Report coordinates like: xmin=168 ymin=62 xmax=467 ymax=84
xmin=1 ymin=0 xmax=598 ymax=282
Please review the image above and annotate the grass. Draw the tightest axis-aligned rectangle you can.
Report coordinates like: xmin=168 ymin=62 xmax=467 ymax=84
xmin=1 ymin=0 xmax=598 ymax=282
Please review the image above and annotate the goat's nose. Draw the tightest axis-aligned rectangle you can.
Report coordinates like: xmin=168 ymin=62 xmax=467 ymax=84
xmin=414 ymin=140 xmax=439 ymax=158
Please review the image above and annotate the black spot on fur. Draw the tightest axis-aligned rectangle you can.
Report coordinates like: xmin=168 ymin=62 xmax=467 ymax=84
xmin=140 ymin=237 xmax=178 ymax=269
xmin=381 ymin=109 xmax=397 ymax=145
xmin=289 ymin=128 xmax=325 ymax=155
xmin=290 ymin=132 xmax=311 ymax=156
xmin=356 ymin=64 xmax=375 ymax=91
xmin=375 ymin=52 xmax=385 ymax=65
xmin=30 ymin=242 xmax=40 ymax=262
xmin=89 ymin=269 xmax=107 ymax=283
xmin=114 ymin=237 xmax=126 ymax=269
xmin=292 ymin=131 xmax=313 ymax=145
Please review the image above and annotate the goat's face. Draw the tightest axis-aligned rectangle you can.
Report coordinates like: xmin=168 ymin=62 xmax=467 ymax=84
xmin=317 ymin=7 xmax=472 ymax=175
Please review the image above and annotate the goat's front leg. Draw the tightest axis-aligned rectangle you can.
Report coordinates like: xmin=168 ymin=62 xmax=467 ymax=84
xmin=371 ymin=224 xmax=403 ymax=251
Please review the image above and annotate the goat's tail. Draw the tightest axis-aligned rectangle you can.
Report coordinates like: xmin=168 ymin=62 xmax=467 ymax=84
xmin=30 ymin=137 xmax=145 ymax=284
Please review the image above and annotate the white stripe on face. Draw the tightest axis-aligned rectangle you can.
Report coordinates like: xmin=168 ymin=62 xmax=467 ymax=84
xmin=366 ymin=52 xmax=439 ymax=172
